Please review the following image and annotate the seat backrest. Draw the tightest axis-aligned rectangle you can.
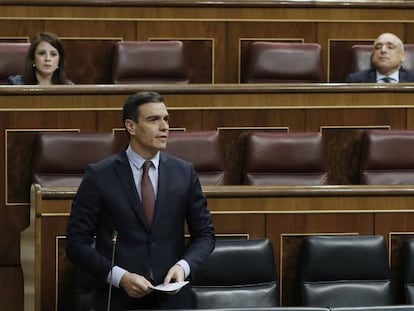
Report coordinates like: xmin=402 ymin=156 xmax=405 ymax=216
xmin=300 ymin=235 xmax=393 ymax=308
xmin=401 ymin=239 xmax=414 ymax=304
xmin=241 ymin=42 xmax=324 ymax=83
xmin=32 ymin=132 xmax=117 ymax=187
xmin=165 ymin=131 xmax=225 ymax=185
xmin=350 ymin=44 xmax=414 ymax=73
xmin=191 ymin=238 xmax=279 ymax=308
xmin=0 ymin=42 xmax=30 ymax=84
xmin=112 ymin=40 xmax=189 ymax=84
xmin=244 ymin=132 xmax=328 ymax=185
xmin=360 ymin=130 xmax=414 ymax=185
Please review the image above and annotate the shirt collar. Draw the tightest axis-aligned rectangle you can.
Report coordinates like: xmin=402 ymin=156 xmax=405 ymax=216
xmin=377 ymin=70 xmax=399 ymax=83
xmin=126 ymin=145 xmax=160 ymax=170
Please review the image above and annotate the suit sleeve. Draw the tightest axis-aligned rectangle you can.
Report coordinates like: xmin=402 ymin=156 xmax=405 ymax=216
xmin=182 ymin=165 xmax=215 ymax=273
xmin=66 ymin=164 xmax=113 ymax=282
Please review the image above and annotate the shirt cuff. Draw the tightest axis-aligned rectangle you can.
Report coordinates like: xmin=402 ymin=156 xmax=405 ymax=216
xmin=177 ymin=259 xmax=190 ymax=279
xmin=106 ymin=265 xmax=127 ymax=288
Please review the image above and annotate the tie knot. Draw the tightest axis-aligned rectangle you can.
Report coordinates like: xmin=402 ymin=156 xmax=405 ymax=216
xmin=143 ymin=161 xmax=152 ymax=172
xmin=382 ymin=77 xmax=392 ymax=83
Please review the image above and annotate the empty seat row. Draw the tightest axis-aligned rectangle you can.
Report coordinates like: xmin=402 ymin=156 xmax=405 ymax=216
xmin=200 ymin=236 xmax=414 ymax=308
xmin=31 ymin=131 xmax=226 ymax=188
xmin=247 ymin=129 xmax=414 ymax=186
xmin=3 ymin=40 xmax=411 ymax=84
xmin=31 ymin=129 xmax=414 ymax=188
xmin=71 ymin=236 xmax=414 ymax=310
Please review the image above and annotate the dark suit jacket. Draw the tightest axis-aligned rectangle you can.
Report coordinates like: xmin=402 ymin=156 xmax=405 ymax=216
xmin=7 ymin=75 xmax=25 ymax=85
xmin=66 ymin=150 xmax=215 ymax=310
xmin=345 ymin=68 xmax=414 ymax=83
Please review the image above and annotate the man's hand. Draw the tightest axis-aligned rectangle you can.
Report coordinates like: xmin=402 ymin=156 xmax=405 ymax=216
xmin=161 ymin=264 xmax=185 ymax=294
xmin=120 ymin=271 xmax=153 ymax=298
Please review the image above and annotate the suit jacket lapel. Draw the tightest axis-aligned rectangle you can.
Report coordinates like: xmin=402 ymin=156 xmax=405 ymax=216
xmin=399 ymin=70 xmax=407 ymax=82
xmin=153 ymin=152 xmax=170 ymax=227
xmin=368 ymin=70 xmax=377 ymax=82
xmin=114 ymin=151 xmax=149 ymax=229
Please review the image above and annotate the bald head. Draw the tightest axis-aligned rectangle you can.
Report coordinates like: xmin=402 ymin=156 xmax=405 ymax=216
xmin=372 ymin=32 xmax=406 ymax=76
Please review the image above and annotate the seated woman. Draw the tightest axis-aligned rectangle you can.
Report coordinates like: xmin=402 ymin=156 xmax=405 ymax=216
xmin=8 ymin=32 xmax=73 ymax=85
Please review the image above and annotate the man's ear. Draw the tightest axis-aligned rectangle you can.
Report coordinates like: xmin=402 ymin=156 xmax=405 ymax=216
xmin=125 ymin=119 xmax=136 ymax=135
xmin=401 ymin=51 xmax=406 ymax=63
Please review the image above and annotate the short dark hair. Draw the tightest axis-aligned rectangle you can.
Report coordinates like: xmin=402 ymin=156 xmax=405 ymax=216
xmin=122 ymin=91 xmax=164 ymax=125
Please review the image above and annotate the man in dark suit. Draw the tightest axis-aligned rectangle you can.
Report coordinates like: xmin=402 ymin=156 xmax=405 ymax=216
xmin=66 ymin=91 xmax=215 ymax=311
xmin=346 ymin=32 xmax=414 ymax=83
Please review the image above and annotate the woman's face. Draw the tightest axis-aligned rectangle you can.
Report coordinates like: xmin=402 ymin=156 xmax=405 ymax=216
xmin=34 ymin=41 xmax=60 ymax=80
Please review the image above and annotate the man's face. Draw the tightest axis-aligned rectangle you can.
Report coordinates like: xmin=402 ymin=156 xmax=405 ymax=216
xmin=125 ymin=101 xmax=169 ymax=159
xmin=372 ymin=33 xmax=406 ymax=76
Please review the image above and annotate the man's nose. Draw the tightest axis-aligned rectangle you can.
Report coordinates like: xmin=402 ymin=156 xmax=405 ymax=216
xmin=160 ymin=120 xmax=169 ymax=130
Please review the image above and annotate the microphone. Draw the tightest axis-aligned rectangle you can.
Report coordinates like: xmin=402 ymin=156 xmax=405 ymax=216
xmin=107 ymin=230 xmax=118 ymax=311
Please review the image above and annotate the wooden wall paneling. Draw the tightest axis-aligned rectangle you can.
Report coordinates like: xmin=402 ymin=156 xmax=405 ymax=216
xmin=0 ymin=37 xmax=29 ymax=43
xmin=0 ymin=205 xmax=24 ymax=311
xmin=136 ymin=21 xmax=226 ymax=83
xmin=305 ymin=108 xmax=406 ymax=132
xmin=389 ymin=232 xmax=414 ymax=304
xmin=150 ymin=38 xmax=214 ymax=83
xmin=37 ymin=215 xmax=70 ymax=311
xmin=202 ymin=109 xmax=306 ymax=131
xmin=57 ymin=236 xmax=75 ymax=311
xmin=228 ymin=22 xmax=317 ymax=83
xmin=405 ymin=24 xmax=414 ymax=43
xmin=376 ymin=214 xmax=414 ymax=304
xmin=268 ymin=213 xmax=374 ymax=306
xmin=329 ymin=39 xmax=372 ymax=82
xmin=211 ymin=214 xmax=266 ymax=238
xmin=96 ymin=110 xmax=123 ymax=132
xmin=0 ymin=20 xmax=42 ymax=38
xmin=61 ymin=38 xmax=122 ymax=84
xmin=167 ymin=109 xmax=204 ymax=131
xmin=406 ymin=109 xmax=414 ymax=129
xmin=43 ymin=20 xmax=136 ymax=40
xmin=321 ymin=126 xmax=390 ymax=185
xmin=375 ymin=213 xmax=414 ymax=244
xmin=180 ymin=39 xmax=214 ymax=83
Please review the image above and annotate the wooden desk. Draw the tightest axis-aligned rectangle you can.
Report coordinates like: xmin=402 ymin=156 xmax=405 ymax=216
xmin=31 ymin=184 xmax=414 ymax=310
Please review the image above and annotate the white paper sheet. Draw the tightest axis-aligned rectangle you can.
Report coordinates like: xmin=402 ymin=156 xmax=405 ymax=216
xmin=152 ymin=281 xmax=189 ymax=292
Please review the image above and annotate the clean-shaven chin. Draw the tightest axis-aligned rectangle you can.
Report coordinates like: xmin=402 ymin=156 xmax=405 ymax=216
xmin=156 ymin=136 xmax=168 ymax=148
